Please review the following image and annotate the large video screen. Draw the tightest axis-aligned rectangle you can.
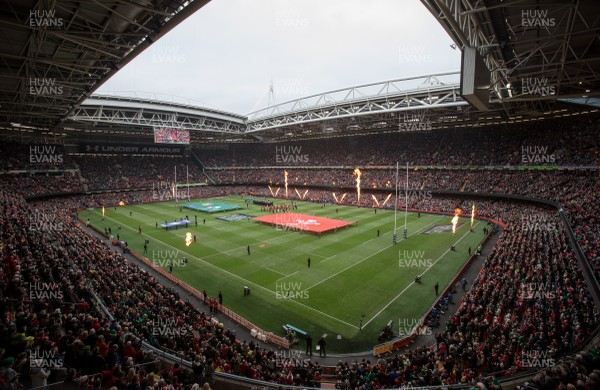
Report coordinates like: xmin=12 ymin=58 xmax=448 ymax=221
xmin=154 ymin=128 xmax=190 ymax=144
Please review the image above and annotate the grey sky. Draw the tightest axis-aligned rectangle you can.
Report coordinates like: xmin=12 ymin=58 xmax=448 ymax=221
xmin=97 ymin=0 xmax=460 ymax=115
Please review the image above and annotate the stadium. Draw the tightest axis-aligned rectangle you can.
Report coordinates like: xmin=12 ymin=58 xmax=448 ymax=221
xmin=0 ymin=1 xmax=599 ymax=390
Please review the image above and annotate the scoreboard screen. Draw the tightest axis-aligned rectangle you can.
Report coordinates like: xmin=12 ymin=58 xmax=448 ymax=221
xmin=154 ymin=128 xmax=190 ymax=144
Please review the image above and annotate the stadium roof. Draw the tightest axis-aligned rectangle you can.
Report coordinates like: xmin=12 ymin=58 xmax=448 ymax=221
xmin=0 ymin=0 xmax=598 ymax=143
xmin=421 ymin=0 xmax=600 ymax=103
xmin=0 ymin=0 xmax=210 ymax=136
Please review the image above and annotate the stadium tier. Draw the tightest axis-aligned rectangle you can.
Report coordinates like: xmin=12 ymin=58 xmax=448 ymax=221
xmin=1 ymin=117 xmax=599 ymax=389
xmin=1 ymin=0 xmax=600 ymax=387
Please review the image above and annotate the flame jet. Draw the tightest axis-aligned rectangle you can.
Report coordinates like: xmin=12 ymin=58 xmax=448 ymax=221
xmin=353 ymin=168 xmax=362 ymax=203
xmin=452 ymin=208 xmax=462 ymax=234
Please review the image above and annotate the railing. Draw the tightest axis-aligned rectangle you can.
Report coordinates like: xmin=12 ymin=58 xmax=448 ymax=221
xmin=217 ymin=371 xmax=472 ymax=390
xmin=191 ymin=149 xmax=217 ymax=185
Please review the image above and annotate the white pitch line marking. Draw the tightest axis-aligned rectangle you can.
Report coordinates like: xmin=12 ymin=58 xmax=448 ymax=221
xmin=97 ymin=213 xmax=359 ymax=330
xmin=361 ymin=221 xmax=481 ymax=329
xmin=275 ymin=270 xmax=299 ymax=282
xmin=266 ymin=267 xmax=287 ymax=277
xmin=306 ymin=216 xmax=445 ymax=290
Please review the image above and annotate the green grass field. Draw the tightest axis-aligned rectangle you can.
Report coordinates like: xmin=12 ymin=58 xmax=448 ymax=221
xmin=82 ymin=195 xmax=486 ymax=353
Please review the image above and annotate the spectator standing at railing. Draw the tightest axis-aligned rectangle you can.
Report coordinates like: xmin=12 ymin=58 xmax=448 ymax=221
xmin=30 ymin=360 xmax=50 ymax=389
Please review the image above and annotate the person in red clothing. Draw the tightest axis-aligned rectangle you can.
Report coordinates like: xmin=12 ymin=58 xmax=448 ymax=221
xmin=438 ymin=342 xmax=447 ymax=361
xmin=122 ymin=340 xmax=137 ymax=359
xmin=169 ymin=362 xmax=182 ymax=377
xmin=77 ymin=299 xmax=90 ymax=312
xmin=96 ymin=335 xmax=109 ymax=357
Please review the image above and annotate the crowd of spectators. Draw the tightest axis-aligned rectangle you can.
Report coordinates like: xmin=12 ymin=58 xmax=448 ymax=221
xmin=0 ymin=116 xmax=599 ymax=389
xmin=0 ymin=181 xmax=597 ymax=388
xmin=0 ymin=142 xmax=73 ymax=171
xmin=0 ymin=173 xmax=84 ymax=198
xmin=517 ymin=346 xmax=600 ymax=390
xmin=0 ymin=189 xmax=213 ymax=388
xmin=75 ymin=156 xmax=207 ymax=191
xmin=206 ymin=168 xmax=595 ymax=196
xmin=196 ymin=115 xmax=598 ymax=168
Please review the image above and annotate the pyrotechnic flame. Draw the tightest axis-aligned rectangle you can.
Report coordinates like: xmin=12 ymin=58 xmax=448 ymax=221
xmin=268 ymin=185 xmax=275 ymax=197
xmin=451 ymin=215 xmax=459 ymax=234
xmin=119 ymin=201 xmax=125 ymax=206
xmin=102 ymin=206 xmax=105 ymax=217
xmin=295 ymin=188 xmax=301 ymax=198
xmin=382 ymin=193 xmax=392 ymax=207
xmin=353 ymin=168 xmax=362 ymax=203
xmin=284 ymin=170 xmax=289 ymax=198
xmin=452 ymin=208 xmax=462 ymax=234
xmin=471 ymin=203 xmax=476 ymax=227
xmin=333 ymin=192 xmax=347 ymax=204
xmin=185 ymin=232 xmax=192 ymax=247
xmin=302 ymin=189 xmax=308 ymax=200
xmin=371 ymin=194 xmax=380 ymax=207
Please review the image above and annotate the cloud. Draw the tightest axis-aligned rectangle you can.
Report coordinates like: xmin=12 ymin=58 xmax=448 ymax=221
xmin=97 ymin=0 xmax=460 ymax=114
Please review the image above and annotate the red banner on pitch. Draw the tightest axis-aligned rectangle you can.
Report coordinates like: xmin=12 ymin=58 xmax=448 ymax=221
xmin=253 ymin=212 xmax=353 ymax=233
